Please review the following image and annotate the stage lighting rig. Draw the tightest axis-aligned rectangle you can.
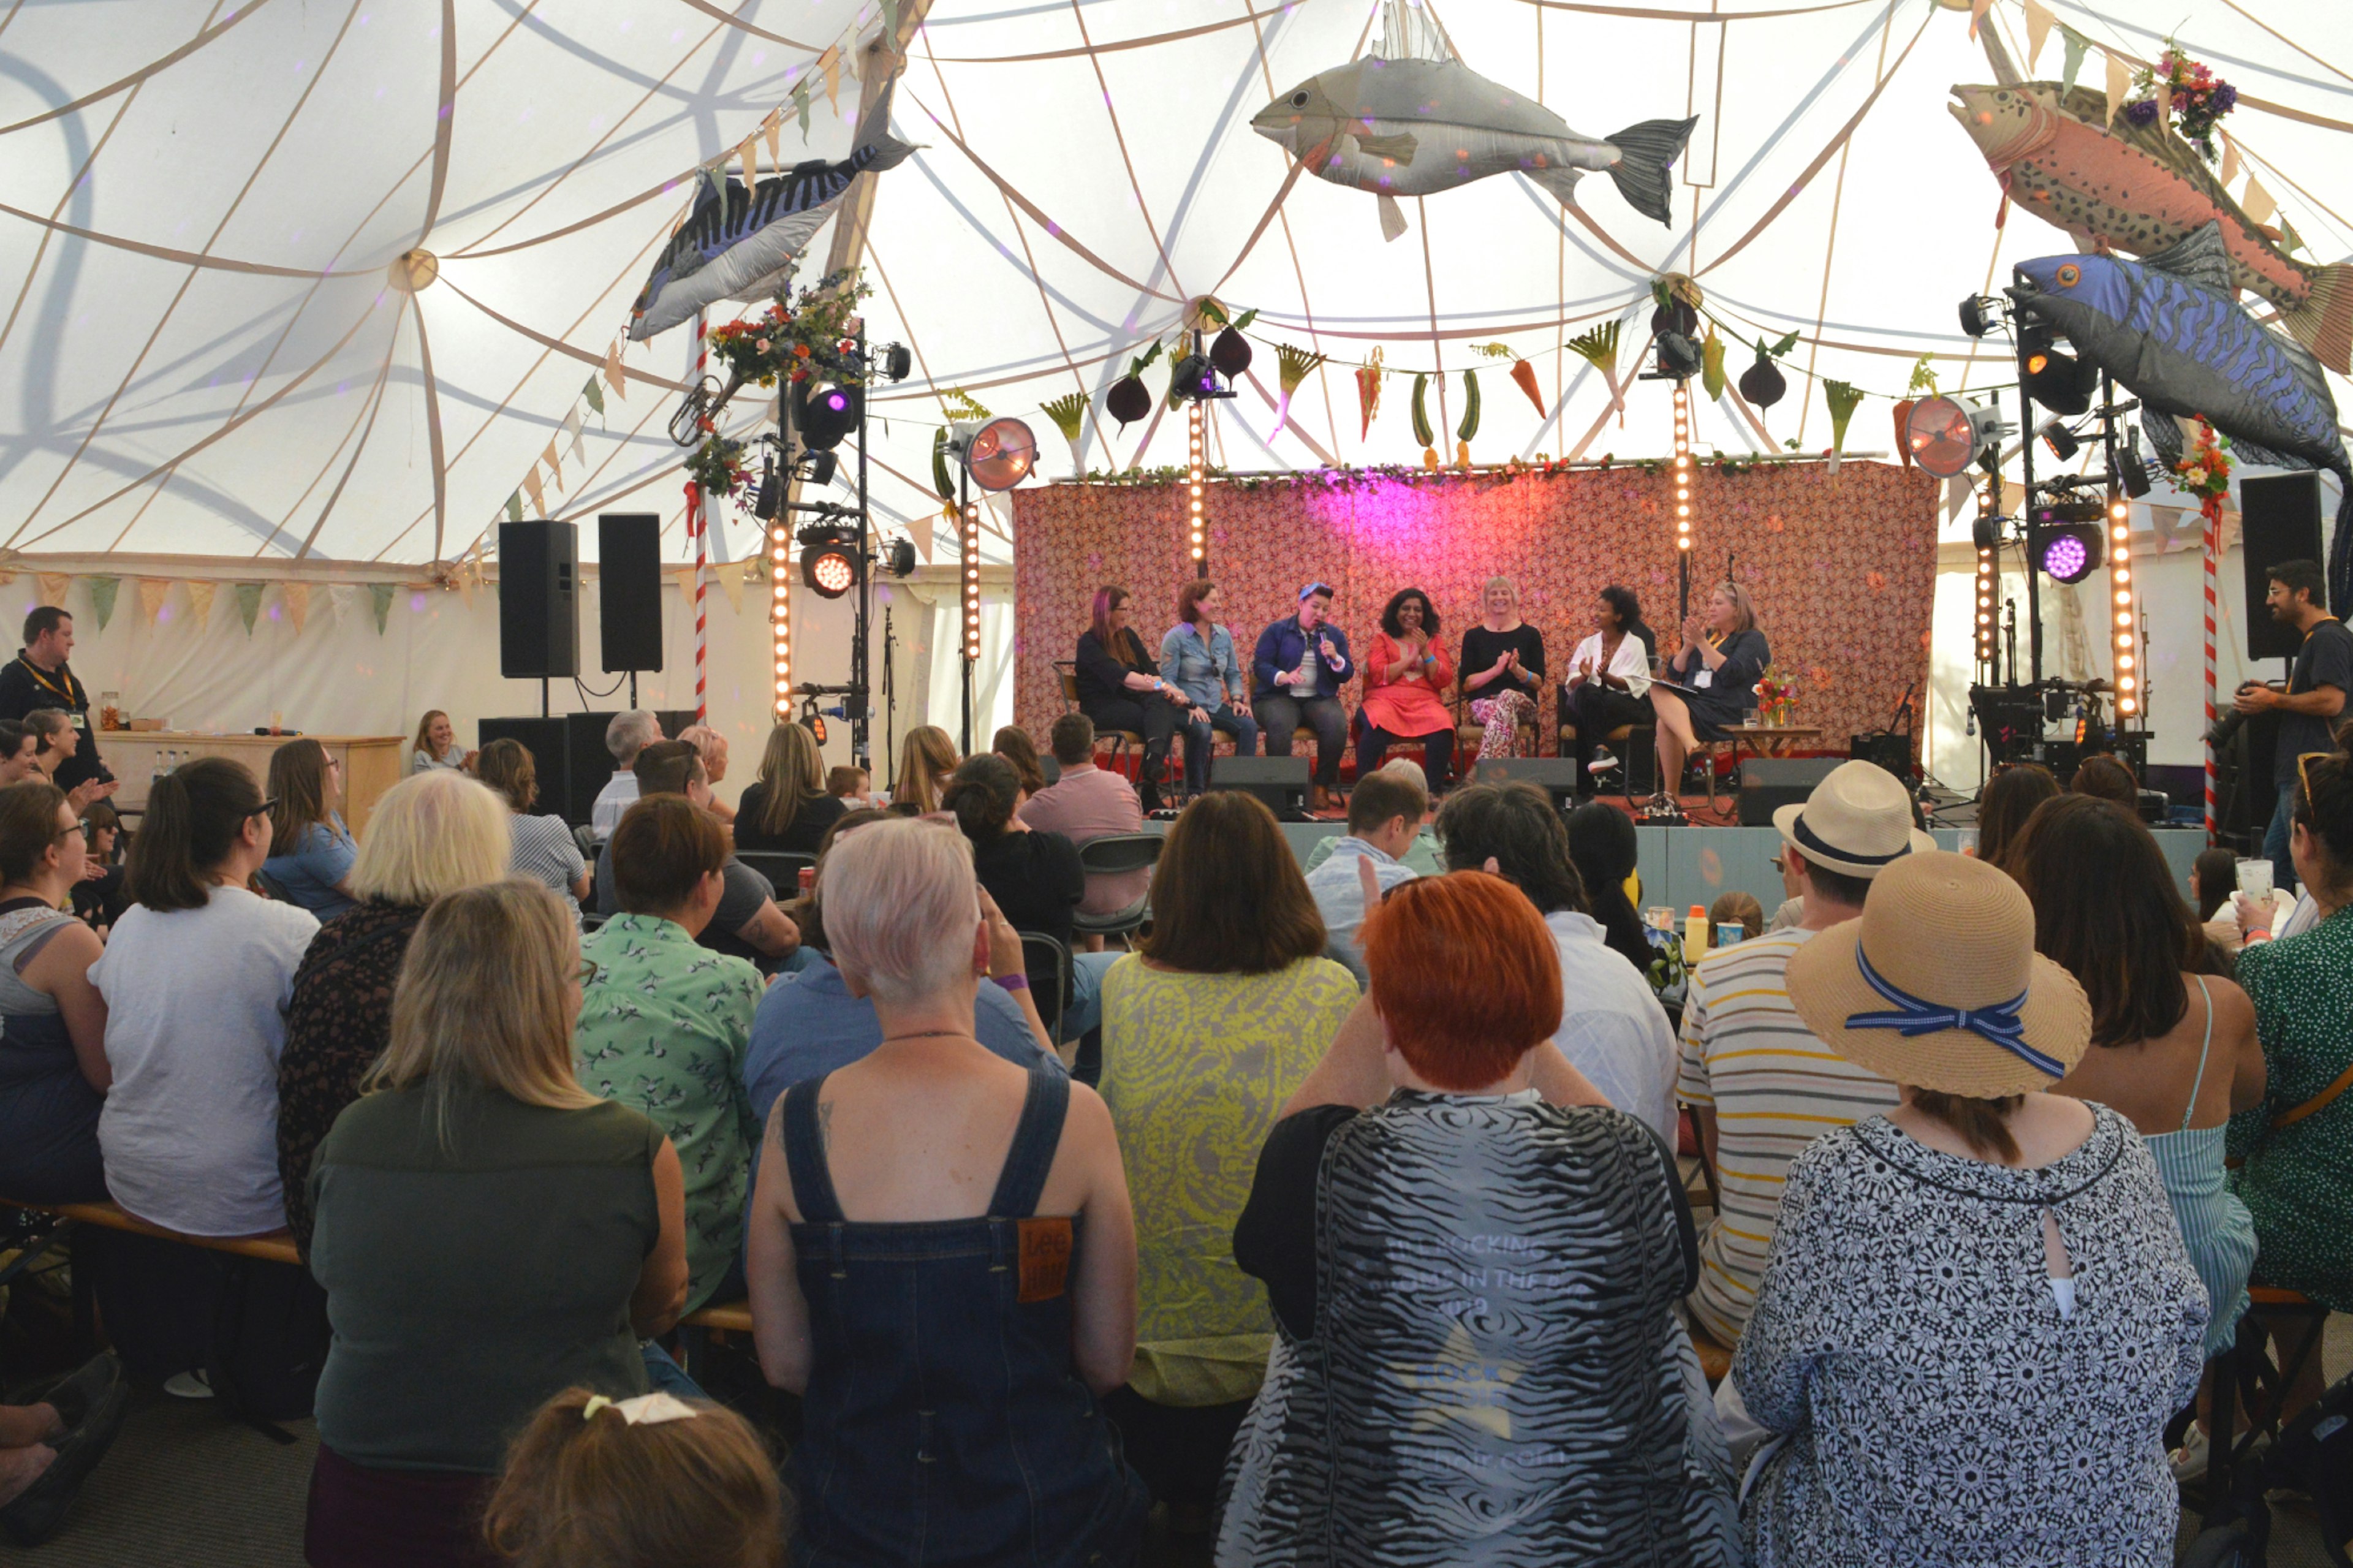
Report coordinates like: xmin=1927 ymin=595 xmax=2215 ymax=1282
xmin=2037 ymin=417 xmax=2081 ymax=463
xmin=945 ymin=418 xmax=1039 ymax=493
xmin=1959 ymin=294 xmax=2005 ymax=338
xmin=2018 ymin=322 xmax=2099 ymax=416
xmin=877 ymin=343 xmax=912 ymax=382
xmin=1651 ymin=330 xmax=1703 ymax=381
xmin=795 ymin=381 xmax=864 ymax=450
xmin=2028 ymin=495 xmax=2106 ymax=585
xmin=881 ymin=535 xmax=917 ymax=579
xmin=1905 ymin=396 xmax=2010 ymax=478
xmin=797 ymin=522 xmax=861 ymax=599
xmin=2116 ymin=437 xmax=2153 ymax=498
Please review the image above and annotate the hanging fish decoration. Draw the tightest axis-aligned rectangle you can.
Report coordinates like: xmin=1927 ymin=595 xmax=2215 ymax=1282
xmin=628 ymin=89 xmax=917 ymax=342
xmin=2009 ymin=223 xmax=2353 ymax=610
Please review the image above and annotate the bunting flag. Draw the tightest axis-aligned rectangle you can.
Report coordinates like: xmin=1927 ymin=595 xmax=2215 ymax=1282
xmin=368 ymin=583 xmax=396 ymax=635
xmin=2241 ymin=176 xmax=2277 ymax=227
xmin=739 ymin=135 xmax=757 ymax=194
xmin=542 ymin=440 xmax=563 ymax=492
xmin=2218 ymin=132 xmax=2240 ymax=189
xmin=233 ymin=582 xmax=264 ymax=635
xmin=762 ymin=107 xmax=781 ymax=167
xmin=563 ymin=405 xmax=587 ymax=469
xmin=35 ymin=572 xmax=70 ymax=610
xmin=2023 ymin=0 xmax=2054 ymax=67
xmin=2058 ymin=25 xmax=2092 ymax=96
xmin=282 ymin=581 xmax=311 ymax=634
xmin=582 ymin=375 xmax=605 ymax=418
xmin=523 ymin=468 xmax=547 ymax=518
xmin=820 ymin=47 xmax=842 ymax=115
xmin=184 ymin=580 xmax=218 ymax=628
xmin=793 ymin=79 xmax=813 ymax=137
xmin=137 ymin=578 xmax=170 ymax=626
xmin=672 ymin=566 xmax=697 ymax=605
xmin=328 ymin=582 xmax=362 ymax=627
xmin=1967 ymin=0 xmax=1993 ymax=41
xmin=712 ymin=559 xmax=749 ymax=611
xmin=506 ymin=491 xmax=524 ymax=523
xmin=86 ymin=575 xmax=120 ymax=631
xmin=2103 ymin=51 xmax=2131 ymax=129
xmin=604 ymin=343 xmax=628 ymax=398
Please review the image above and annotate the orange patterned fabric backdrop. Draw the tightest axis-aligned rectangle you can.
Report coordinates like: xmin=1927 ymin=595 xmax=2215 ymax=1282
xmin=1010 ymin=461 xmax=1940 ymax=757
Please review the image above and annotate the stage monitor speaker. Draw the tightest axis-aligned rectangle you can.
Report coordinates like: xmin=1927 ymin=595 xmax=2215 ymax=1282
xmin=597 ymin=513 xmax=664 ymax=673
xmin=2240 ymin=471 xmax=2324 ymax=664
xmin=561 ymin=708 xmax=703 ymax=828
xmin=498 ymin=521 xmax=579 ymax=679
xmin=477 ymin=718 xmax=573 ymax=819
xmin=1208 ymin=756 xmax=1309 ymax=816
xmin=1738 ymin=757 xmax=1844 ymax=827
xmin=1849 ymin=733 xmax=1915 ymax=786
xmin=1470 ymin=756 xmax=1581 ymax=814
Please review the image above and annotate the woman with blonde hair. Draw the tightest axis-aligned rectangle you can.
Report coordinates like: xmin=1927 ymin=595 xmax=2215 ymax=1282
xmin=1458 ymin=575 xmax=1547 ymax=761
xmin=676 ymin=725 xmax=737 ymax=825
xmin=1650 ymin=581 xmax=1768 ymax=813
xmin=890 ymin=724 xmax=958 ymax=814
xmin=275 ymin=770 xmax=514 ymax=1255
xmin=262 ymin=737 xmax=359 ymax=918
xmin=736 ymin=721 xmax=845 ymax=854
xmin=305 ymin=880 xmax=694 ymax=1568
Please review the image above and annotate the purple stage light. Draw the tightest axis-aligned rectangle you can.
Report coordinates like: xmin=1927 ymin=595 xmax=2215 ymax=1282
xmin=2039 ymin=532 xmax=2090 ymax=583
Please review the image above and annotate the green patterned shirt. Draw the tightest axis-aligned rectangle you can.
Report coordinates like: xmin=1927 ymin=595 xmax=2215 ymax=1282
xmin=575 ymin=914 xmax=763 ymax=1312
xmin=2228 ymin=905 xmax=2353 ymax=1313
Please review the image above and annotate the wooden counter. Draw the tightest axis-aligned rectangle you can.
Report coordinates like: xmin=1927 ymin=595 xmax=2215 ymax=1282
xmin=100 ymin=733 xmax=407 ymax=836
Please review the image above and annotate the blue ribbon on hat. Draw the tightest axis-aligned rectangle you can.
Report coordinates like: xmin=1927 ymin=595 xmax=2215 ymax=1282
xmin=1846 ymin=944 xmax=2066 ymax=1079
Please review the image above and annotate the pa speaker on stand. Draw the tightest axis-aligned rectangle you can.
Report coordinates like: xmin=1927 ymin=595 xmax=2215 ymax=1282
xmin=498 ymin=521 xmax=580 ymax=697
xmin=597 ymin=513 xmax=664 ymax=705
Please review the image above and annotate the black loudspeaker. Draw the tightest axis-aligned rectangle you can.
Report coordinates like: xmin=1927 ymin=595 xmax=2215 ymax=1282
xmin=1470 ymin=756 xmax=1582 ymax=814
xmin=598 ymin=513 xmax=664 ymax=673
xmin=560 ymin=710 xmax=702 ymax=828
xmin=477 ymin=718 xmax=574 ymax=819
xmin=1209 ymin=756 xmax=1309 ymax=816
xmin=498 ymin=521 xmax=579 ymax=679
xmin=2240 ymin=471 xmax=2324 ymax=663
xmin=1738 ymin=758 xmax=1844 ymax=827
xmin=1849 ymin=732 xmax=1915 ymax=785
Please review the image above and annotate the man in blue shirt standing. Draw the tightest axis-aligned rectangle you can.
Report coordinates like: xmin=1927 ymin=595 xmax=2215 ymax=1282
xmin=1253 ymin=582 xmax=1355 ymax=811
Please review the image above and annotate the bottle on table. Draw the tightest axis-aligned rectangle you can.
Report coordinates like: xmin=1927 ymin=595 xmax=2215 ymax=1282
xmin=1683 ymin=904 xmax=1710 ymax=961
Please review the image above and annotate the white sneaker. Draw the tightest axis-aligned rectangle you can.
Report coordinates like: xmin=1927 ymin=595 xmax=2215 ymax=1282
xmin=1587 ymin=749 xmax=1617 ymax=775
xmin=162 ymin=1370 xmax=213 ymax=1401
xmin=2169 ymin=1422 xmax=2210 ymax=1481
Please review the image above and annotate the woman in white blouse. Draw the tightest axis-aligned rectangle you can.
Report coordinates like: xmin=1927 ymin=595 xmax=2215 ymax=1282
xmin=1562 ymin=585 xmax=1656 ymax=798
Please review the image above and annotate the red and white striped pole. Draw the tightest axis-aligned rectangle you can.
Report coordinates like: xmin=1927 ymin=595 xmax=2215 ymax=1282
xmin=691 ymin=308 xmax=710 ymax=722
xmin=2203 ymin=507 xmax=2218 ymax=841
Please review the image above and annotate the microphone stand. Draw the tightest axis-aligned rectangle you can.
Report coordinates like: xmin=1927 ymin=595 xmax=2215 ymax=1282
xmin=881 ymin=604 xmax=898 ymax=791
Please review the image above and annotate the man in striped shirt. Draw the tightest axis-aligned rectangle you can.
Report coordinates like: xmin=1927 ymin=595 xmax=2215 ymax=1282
xmin=1677 ymin=762 xmax=1927 ymax=1346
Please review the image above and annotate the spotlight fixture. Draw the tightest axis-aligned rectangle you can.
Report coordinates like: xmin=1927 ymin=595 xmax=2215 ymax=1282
xmin=2018 ymin=324 xmax=2099 ymax=416
xmin=2117 ymin=439 xmax=2152 ymax=499
xmin=882 ymin=536 xmax=917 ymax=578
xmin=1169 ymin=349 xmax=1237 ymax=404
xmin=879 ymin=343 xmax=912 ymax=382
xmin=2038 ymin=417 xmax=2081 ymax=463
xmin=1972 ymin=514 xmax=2003 ymax=551
xmin=1654 ymin=330 xmax=1703 ymax=381
xmin=800 ymin=449 xmax=838 ymax=489
xmin=751 ymin=455 xmax=782 ymax=521
xmin=2028 ymin=496 xmax=2106 ymax=585
xmin=946 ymin=417 xmax=1039 ymax=493
xmin=1904 ymin=396 xmax=2009 ymax=479
xmin=797 ymin=707 xmax=828 ymax=744
xmin=1959 ymin=295 xmax=2003 ymax=338
xmin=797 ymin=523 xmax=860 ymax=599
xmin=794 ymin=381 xmax=863 ymax=450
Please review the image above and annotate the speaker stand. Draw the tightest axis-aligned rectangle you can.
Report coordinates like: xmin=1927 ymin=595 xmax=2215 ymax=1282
xmin=540 ymin=678 xmax=550 ymax=720
xmin=629 ymin=671 xmax=639 ymax=710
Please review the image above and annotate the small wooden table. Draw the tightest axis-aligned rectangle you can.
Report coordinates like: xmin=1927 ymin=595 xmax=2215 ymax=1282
xmin=1721 ymin=724 xmax=1824 ymax=762
xmin=101 ymin=732 xmax=407 ymax=835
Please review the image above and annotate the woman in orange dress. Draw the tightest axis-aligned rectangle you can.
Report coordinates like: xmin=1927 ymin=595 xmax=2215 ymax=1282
xmin=1356 ymin=588 xmax=1457 ymax=789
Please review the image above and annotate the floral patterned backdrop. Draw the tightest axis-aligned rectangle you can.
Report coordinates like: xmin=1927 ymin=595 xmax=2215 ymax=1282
xmin=1011 ymin=461 xmax=1939 ymax=762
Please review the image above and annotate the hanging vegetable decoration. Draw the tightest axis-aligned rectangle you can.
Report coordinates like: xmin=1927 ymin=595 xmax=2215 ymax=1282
xmin=1355 ymin=347 xmax=1385 ymax=442
xmin=1456 ymin=369 xmax=1481 ymax=460
xmin=2172 ymin=415 xmax=2234 ymax=528
xmin=1892 ymin=354 xmax=1938 ymax=469
xmin=1738 ymin=330 xmax=1798 ymax=410
xmin=1197 ymin=299 xmax=1259 ymax=379
xmin=1701 ymin=326 xmax=1727 ymax=401
xmin=1822 ymin=379 xmax=1866 ymax=475
xmin=1471 ymin=343 xmax=1546 ymax=420
xmin=1411 ymin=373 xmax=1437 ymax=467
xmin=1105 ymin=343 xmax=1160 ymax=430
xmin=1566 ymin=320 xmax=1627 ymax=425
xmin=1042 ymin=392 xmax=1090 ymax=477
xmin=1649 ymin=275 xmax=1700 ymax=340
xmin=1271 ymin=343 xmax=1326 ymax=441
xmin=931 ymin=426 xmax=955 ymax=500
xmin=2125 ymin=39 xmax=2236 ymax=163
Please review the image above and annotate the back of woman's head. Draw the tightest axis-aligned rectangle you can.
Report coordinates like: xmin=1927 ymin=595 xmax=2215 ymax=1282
xmin=1979 ymin=763 xmax=2059 ymax=869
xmin=476 ymin=738 xmax=538 ymax=812
xmin=483 ymin=1388 xmax=782 ymax=1568
xmin=2006 ymin=793 xmax=2195 ymax=1048
xmin=1710 ymin=890 xmax=1764 ymax=941
xmin=1434 ymin=783 xmax=1586 ymax=916
xmin=752 ymin=723 xmax=825 ymax=838
xmin=822 ymin=817 xmax=979 ymax=1004
xmin=371 ymin=881 xmax=594 ymax=1121
xmin=610 ymin=795 xmax=730 ymax=915
xmin=940 ymin=753 xmax=1020 ymax=843
xmin=790 ymin=806 xmax=895 ymax=952
xmin=1363 ymin=872 xmax=1561 ymax=1091
xmin=2069 ymin=753 xmax=2139 ymax=807
xmin=0 ymin=781 xmax=69 ymax=885
xmin=267 ymin=738 xmax=333 ymax=846
xmin=352 ymin=771 xmax=513 ymax=908
xmin=894 ymin=726 xmax=958 ymax=809
xmin=127 ymin=756 xmax=263 ymax=912
xmin=1140 ymin=791 xmax=1325 ymax=975
xmin=991 ymin=726 xmax=1046 ymax=795
xmin=2191 ymin=847 xmax=2238 ymax=922
xmin=1563 ymin=800 xmax=1637 ymax=915
xmin=2293 ymin=751 xmax=2353 ymax=893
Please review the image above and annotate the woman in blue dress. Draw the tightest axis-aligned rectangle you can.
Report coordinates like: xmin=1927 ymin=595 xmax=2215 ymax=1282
xmin=1648 ymin=581 xmax=1768 ymax=810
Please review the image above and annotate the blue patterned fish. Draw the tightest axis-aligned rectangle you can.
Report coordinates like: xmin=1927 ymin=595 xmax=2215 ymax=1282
xmin=2010 ymin=222 xmax=2351 ymax=610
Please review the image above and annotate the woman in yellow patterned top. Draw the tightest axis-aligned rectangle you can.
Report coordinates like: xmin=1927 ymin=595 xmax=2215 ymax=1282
xmin=1097 ymin=791 xmax=1356 ymax=1521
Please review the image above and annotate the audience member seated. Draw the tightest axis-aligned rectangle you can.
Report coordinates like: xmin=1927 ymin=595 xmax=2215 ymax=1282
xmin=276 ymin=771 xmax=511 ymax=1257
xmin=69 ymin=800 xmax=129 ymax=932
xmin=407 ymin=709 xmax=474 ymax=775
xmin=744 ymin=818 xmax=1146 ymax=1563
xmin=1298 ymin=759 xmax=1443 ymax=876
xmin=825 ymin=764 xmax=870 ymax=804
xmin=1564 ymin=798 xmax=1656 ymax=972
xmin=21 ymin=709 xmax=110 ymax=815
xmin=890 ymin=724 xmax=958 ymax=814
xmin=305 ymin=882 xmax=696 ymax=1568
xmin=1020 ymin=713 xmax=1150 ymax=931
xmin=1301 ymin=769 xmax=1422 ymax=982
xmin=992 ymin=723 xmax=1051 ymax=798
xmin=1095 ymin=791 xmax=1357 ymax=1517
xmin=262 ymin=738 xmax=360 ymax=918
xmin=1430 ymin=781 xmax=1677 ymax=1141
xmin=1677 ymin=760 xmax=1917 ymax=1346
xmin=578 ymin=797 xmax=764 ymax=1315
xmin=1765 ymin=843 xmax=1806 ymax=933
xmin=2013 ymin=795 xmax=2264 ymax=1365
xmin=483 ymin=1387 xmax=784 ymax=1568
xmin=0 ymin=782 xmax=112 ymax=1203
xmin=0 ymin=1353 xmax=129 ymax=1547
xmin=476 ymin=738 xmax=589 ymax=919
xmin=1223 ymin=872 xmax=1737 ymax=1562
xmin=675 ymin=725 xmax=736 ymax=826
xmin=1978 ymin=760 xmax=2058 ymax=873
xmin=88 ymin=758 xmax=319 ymax=1384
xmin=591 ymin=711 xmax=664 ymax=841
xmin=744 ymin=810 xmax=1057 ymax=1146
xmin=733 ymin=721 xmax=846 ymax=855
xmin=2070 ymin=751 xmax=2140 ymax=809
xmin=0 ymin=722 xmax=36 ymax=786
xmin=1735 ymin=851 xmax=2205 ymax=1568
xmin=1709 ymin=888 xmax=1763 ymax=947
xmin=943 ymin=754 xmax=1117 ymax=1040
xmin=594 ymin=742 xmax=800 ymax=969
xmin=2227 ymin=749 xmax=2353 ymax=1420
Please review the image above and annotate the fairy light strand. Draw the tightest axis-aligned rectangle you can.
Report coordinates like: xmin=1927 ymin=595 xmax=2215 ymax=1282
xmin=1672 ymin=382 xmax=1692 ymax=554
xmin=1188 ymin=401 xmax=1207 ymax=573
xmin=962 ymin=500 xmax=982 ymax=662
xmin=771 ymin=517 xmax=792 ymax=715
xmin=1975 ymin=483 xmax=1998 ymax=672
xmin=2110 ymin=491 xmax=2137 ymax=719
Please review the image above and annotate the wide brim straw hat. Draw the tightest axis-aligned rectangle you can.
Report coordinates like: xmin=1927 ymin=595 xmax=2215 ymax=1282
xmin=1772 ymin=759 xmax=1935 ymax=879
xmin=1785 ymin=850 xmax=2091 ymax=1099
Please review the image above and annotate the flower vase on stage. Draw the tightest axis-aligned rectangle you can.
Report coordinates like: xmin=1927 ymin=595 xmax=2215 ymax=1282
xmin=1754 ymin=666 xmax=1797 ymax=729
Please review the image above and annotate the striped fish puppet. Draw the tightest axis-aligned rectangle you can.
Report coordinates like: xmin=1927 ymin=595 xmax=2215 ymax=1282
xmin=627 ymin=90 xmax=915 ymax=342
xmin=2009 ymin=222 xmax=2353 ymax=611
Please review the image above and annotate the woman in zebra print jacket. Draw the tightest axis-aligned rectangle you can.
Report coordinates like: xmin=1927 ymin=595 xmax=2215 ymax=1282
xmin=1218 ymin=869 xmax=1740 ymax=1566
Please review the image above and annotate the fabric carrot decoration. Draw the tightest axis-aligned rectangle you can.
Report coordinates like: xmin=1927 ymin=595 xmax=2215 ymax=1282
xmin=1355 ymin=347 xmax=1384 ymax=442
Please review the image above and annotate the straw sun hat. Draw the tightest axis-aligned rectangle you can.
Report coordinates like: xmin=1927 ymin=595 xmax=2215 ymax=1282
xmin=1784 ymin=851 xmax=2091 ymax=1099
xmin=1772 ymin=759 xmax=1934 ymax=878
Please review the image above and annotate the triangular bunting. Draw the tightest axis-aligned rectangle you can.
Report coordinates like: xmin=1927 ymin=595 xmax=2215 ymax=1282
xmin=185 ymin=580 xmax=217 ymax=628
xmin=2241 ymin=176 xmax=2276 ymax=227
xmin=604 ymin=343 xmax=628 ymax=399
xmin=85 ymin=575 xmax=119 ymax=631
xmin=713 ymin=560 xmax=747 ymax=612
xmin=282 ymin=581 xmax=311 ymax=635
xmin=821 ymin=48 xmax=841 ymax=116
xmin=35 ymin=573 xmax=71 ymax=610
xmin=763 ymin=108 xmax=781 ymax=167
xmin=2023 ymin=0 xmax=2054 ymax=67
xmin=793 ymin=81 xmax=812 ymax=137
xmin=2059 ymin=25 xmax=2091 ymax=96
xmin=739 ymin=135 xmax=757 ymax=195
xmin=328 ymin=583 xmax=362 ymax=627
xmin=563 ymin=405 xmax=587 ymax=469
xmin=368 ymin=583 xmax=396 ymax=635
xmin=583 ymin=376 xmax=605 ymax=418
xmin=523 ymin=468 xmax=547 ymax=518
xmin=542 ymin=441 xmax=563 ymax=491
xmin=2103 ymin=51 xmax=2131 ymax=129
xmin=506 ymin=491 xmax=524 ymax=523
xmin=233 ymin=582 xmax=263 ymax=635
xmin=2218 ymin=132 xmax=2240 ymax=189
xmin=137 ymin=578 xmax=170 ymax=626
xmin=1967 ymin=0 xmax=1993 ymax=41
xmin=672 ymin=567 xmax=697 ymax=607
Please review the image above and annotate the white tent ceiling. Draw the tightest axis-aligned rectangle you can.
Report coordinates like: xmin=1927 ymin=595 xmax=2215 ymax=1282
xmin=2 ymin=0 xmax=2348 ymax=566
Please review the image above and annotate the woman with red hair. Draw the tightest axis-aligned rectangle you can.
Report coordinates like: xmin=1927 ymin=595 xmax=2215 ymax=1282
xmin=1219 ymin=871 xmax=1736 ymax=1564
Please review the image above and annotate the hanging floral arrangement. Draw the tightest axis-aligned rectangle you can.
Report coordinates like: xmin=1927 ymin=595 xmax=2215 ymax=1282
xmin=2125 ymin=41 xmax=2236 ymax=163
xmin=2172 ymin=415 xmax=2234 ymax=528
xmin=704 ymin=268 xmax=875 ymax=393
xmin=684 ymin=430 xmax=750 ymax=498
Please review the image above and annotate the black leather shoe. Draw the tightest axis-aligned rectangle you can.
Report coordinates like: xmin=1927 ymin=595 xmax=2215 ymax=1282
xmin=0 ymin=1354 xmax=131 ymax=1546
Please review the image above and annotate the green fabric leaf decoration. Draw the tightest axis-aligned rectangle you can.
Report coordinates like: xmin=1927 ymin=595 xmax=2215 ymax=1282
xmin=85 ymin=576 xmax=119 ymax=632
xmin=368 ymin=583 xmax=396 ymax=636
xmin=794 ymin=83 xmax=812 ymax=138
xmin=1824 ymin=379 xmax=1865 ymax=457
xmin=1041 ymin=393 xmax=1088 ymax=442
xmin=233 ymin=582 xmax=264 ymax=635
xmin=1230 ymin=308 xmax=1258 ymax=333
xmin=505 ymin=491 xmax=524 ymax=523
xmin=583 ymin=376 xmax=605 ymax=417
xmin=2059 ymin=25 xmax=2092 ymax=96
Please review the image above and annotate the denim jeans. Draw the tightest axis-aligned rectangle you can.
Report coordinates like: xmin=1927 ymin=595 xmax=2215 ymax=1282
xmin=1179 ymin=703 xmax=1259 ymax=795
xmin=640 ymin=1339 xmax=712 ymax=1402
xmin=1060 ymin=949 xmax=1124 ymax=1043
xmin=2264 ymin=775 xmax=2298 ymax=894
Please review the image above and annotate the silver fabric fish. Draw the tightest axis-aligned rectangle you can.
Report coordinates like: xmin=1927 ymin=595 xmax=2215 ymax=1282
xmin=627 ymin=90 xmax=915 ymax=341
xmin=1251 ymin=53 xmax=1695 ymax=241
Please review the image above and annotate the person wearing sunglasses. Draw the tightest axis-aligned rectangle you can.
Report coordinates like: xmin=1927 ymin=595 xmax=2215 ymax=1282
xmin=84 ymin=757 xmax=321 ymax=1389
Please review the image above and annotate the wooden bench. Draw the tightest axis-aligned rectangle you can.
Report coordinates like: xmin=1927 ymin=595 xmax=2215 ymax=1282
xmin=2 ymin=1198 xmax=301 ymax=1265
xmin=1689 ymin=1321 xmax=1733 ymax=1385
